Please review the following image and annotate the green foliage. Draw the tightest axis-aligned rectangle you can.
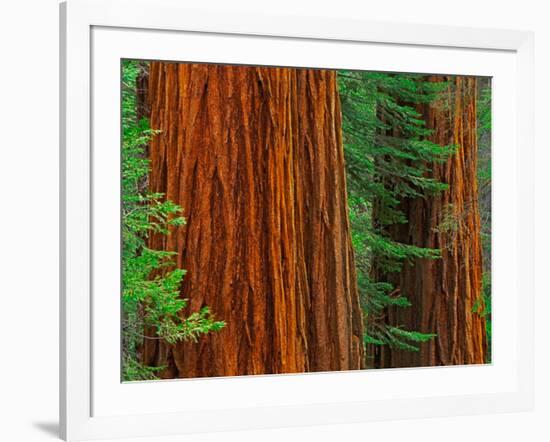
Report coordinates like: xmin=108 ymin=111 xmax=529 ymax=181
xmin=477 ymin=85 xmax=492 ymax=189
xmin=339 ymin=71 xmax=454 ymax=355
xmin=477 ymin=86 xmax=492 ymax=133
xmin=121 ymin=60 xmax=225 ymax=381
xmin=476 ymin=80 xmax=492 ymax=362
xmin=384 ymin=328 xmax=437 ymax=352
xmin=480 ymin=272 xmax=492 ymax=361
xmin=122 ymin=357 xmax=166 ymax=382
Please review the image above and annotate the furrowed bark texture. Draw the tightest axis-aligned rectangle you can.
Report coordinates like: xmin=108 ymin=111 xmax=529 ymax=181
xmin=372 ymin=76 xmax=487 ymax=368
xmin=141 ymin=62 xmax=364 ymax=378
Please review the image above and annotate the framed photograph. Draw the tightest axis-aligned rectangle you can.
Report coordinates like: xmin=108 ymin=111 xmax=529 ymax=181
xmin=60 ymin=0 xmax=534 ymax=440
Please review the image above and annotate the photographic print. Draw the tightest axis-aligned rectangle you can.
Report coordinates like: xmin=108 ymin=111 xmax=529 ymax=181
xmin=121 ymin=60 xmax=491 ymax=381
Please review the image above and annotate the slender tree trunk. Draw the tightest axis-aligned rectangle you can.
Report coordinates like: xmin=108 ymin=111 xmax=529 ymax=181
xmin=372 ymin=76 xmax=487 ymax=367
xmin=141 ymin=62 xmax=364 ymax=378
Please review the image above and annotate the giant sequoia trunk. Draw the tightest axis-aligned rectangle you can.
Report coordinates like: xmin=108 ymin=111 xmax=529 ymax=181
xmin=141 ymin=62 xmax=364 ymax=378
xmin=372 ymin=76 xmax=487 ymax=367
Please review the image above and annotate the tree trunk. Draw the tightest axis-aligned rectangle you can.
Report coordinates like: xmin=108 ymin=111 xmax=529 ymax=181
xmin=141 ymin=62 xmax=364 ymax=378
xmin=372 ymin=76 xmax=487 ymax=367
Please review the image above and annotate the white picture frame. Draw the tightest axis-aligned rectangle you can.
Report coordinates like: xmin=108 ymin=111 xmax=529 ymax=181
xmin=60 ymin=0 xmax=534 ymax=440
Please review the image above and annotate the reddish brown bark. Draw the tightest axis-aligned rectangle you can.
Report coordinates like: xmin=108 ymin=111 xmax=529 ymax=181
xmin=141 ymin=62 xmax=364 ymax=378
xmin=372 ymin=76 xmax=487 ymax=367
